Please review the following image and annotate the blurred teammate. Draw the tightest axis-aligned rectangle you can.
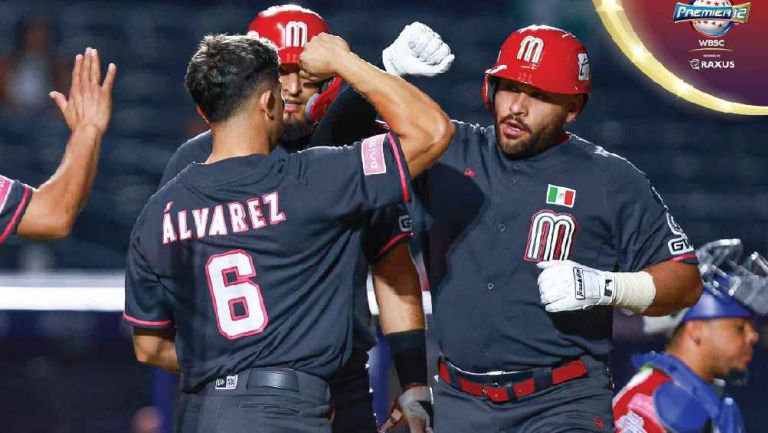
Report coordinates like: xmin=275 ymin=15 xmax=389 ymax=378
xmin=614 ymin=239 xmax=765 ymax=433
xmin=124 ymin=33 xmax=453 ymax=433
xmin=158 ymin=6 xmax=453 ymax=432
xmin=1 ymin=48 xmax=115 ymax=244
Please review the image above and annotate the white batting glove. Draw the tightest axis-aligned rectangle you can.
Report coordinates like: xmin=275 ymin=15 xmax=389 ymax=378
xmin=536 ymin=260 xmax=616 ymax=313
xmin=379 ymin=385 xmax=433 ymax=433
xmin=382 ymin=22 xmax=454 ymax=77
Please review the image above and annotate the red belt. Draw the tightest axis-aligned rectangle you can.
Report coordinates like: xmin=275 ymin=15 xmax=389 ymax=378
xmin=438 ymin=358 xmax=588 ymax=403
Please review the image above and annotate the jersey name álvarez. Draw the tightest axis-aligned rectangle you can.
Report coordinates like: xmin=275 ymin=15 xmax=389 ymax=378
xmin=125 ymin=133 xmax=410 ymax=391
xmin=158 ymin=131 xmax=413 ymax=352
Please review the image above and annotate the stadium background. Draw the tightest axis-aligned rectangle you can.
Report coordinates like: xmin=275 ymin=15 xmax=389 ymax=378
xmin=0 ymin=0 xmax=765 ymax=431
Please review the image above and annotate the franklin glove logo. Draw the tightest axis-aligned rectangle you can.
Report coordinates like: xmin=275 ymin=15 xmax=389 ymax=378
xmin=573 ymin=267 xmax=585 ymax=300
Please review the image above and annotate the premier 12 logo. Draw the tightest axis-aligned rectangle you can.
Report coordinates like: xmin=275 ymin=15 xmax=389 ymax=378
xmin=673 ymin=0 xmax=750 ymax=72
xmin=672 ymin=0 xmax=751 ymax=38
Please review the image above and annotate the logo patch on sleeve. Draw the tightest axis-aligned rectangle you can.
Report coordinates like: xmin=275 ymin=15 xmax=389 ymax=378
xmin=361 ymin=134 xmax=387 ymax=176
xmin=666 ymin=213 xmax=694 ymax=255
xmin=0 ymin=175 xmax=13 ymax=215
xmin=398 ymin=215 xmax=412 ymax=232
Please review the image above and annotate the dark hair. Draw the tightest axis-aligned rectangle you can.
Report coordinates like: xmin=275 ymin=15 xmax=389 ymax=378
xmin=185 ymin=34 xmax=279 ymax=123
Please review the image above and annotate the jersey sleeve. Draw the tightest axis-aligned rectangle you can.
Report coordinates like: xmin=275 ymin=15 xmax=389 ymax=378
xmin=363 ymin=204 xmax=414 ymax=264
xmin=290 ymin=132 xmax=412 ymax=218
xmin=159 ymin=131 xmax=213 ymax=188
xmin=0 ymin=175 xmax=32 ymax=244
xmin=308 ymin=84 xmax=381 ymax=148
xmin=607 ymin=160 xmax=697 ymax=271
xmin=123 ymin=215 xmax=174 ymax=329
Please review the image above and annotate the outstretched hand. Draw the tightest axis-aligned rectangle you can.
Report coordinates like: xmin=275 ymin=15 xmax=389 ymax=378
xmin=50 ymin=47 xmax=117 ymax=135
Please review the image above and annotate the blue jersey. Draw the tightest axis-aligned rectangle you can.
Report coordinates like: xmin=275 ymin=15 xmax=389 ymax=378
xmin=0 ymin=175 xmax=31 ymax=244
xmin=124 ymin=133 xmax=411 ymax=391
xmin=159 ymin=130 xmax=413 ymax=351
xmin=415 ymin=122 xmax=697 ymax=372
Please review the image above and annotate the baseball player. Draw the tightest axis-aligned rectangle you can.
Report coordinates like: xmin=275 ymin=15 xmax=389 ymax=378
xmin=157 ymin=6 xmax=452 ymax=433
xmin=407 ymin=25 xmax=702 ymax=431
xmin=311 ymin=24 xmax=704 ymax=431
xmin=1 ymin=48 xmax=115 ymax=244
xmin=124 ymin=32 xmax=453 ymax=433
xmin=614 ymin=239 xmax=764 ymax=433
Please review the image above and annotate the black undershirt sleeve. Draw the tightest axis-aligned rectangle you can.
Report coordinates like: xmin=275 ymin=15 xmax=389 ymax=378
xmin=308 ymin=85 xmax=381 ymax=147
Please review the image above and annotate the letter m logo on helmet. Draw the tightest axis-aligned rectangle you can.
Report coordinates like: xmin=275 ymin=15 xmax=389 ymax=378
xmin=248 ymin=5 xmax=329 ymax=65
xmin=517 ymin=36 xmax=544 ymax=64
xmin=284 ymin=21 xmax=309 ymax=48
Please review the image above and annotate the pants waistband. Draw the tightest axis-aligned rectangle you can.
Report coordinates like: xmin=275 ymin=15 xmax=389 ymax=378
xmin=193 ymin=367 xmax=330 ymax=401
xmin=438 ymin=357 xmax=589 ymax=403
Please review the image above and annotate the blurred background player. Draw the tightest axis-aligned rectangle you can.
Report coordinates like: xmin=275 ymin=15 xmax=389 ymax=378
xmin=614 ymin=239 xmax=766 ymax=433
xmin=0 ymin=16 xmax=66 ymax=114
xmin=124 ymin=32 xmax=453 ymax=433
xmin=1 ymin=47 xmax=115 ymax=244
xmin=157 ymin=5 xmax=453 ymax=433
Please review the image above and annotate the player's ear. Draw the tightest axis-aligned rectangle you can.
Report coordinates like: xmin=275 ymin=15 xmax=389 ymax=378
xmin=258 ymin=88 xmax=279 ymax=121
xmin=195 ymin=105 xmax=209 ymax=124
xmin=686 ymin=321 xmax=706 ymax=346
xmin=564 ymin=95 xmax=585 ymax=124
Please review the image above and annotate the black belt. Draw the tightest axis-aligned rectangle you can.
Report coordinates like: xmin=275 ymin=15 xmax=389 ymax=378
xmin=195 ymin=367 xmax=329 ymax=401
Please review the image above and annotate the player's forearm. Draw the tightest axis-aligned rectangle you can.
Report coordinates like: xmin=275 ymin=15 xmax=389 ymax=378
xmin=138 ymin=348 xmax=180 ymax=372
xmin=642 ymin=261 xmax=702 ymax=316
xmin=333 ymin=51 xmax=453 ymax=177
xmin=373 ymin=246 xmax=429 ymax=389
xmin=133 ymin=330 xmax=180 ymax=372
xmin=16 ymin=124 xmax=102 ymax=239
xmin=372 ymin=245 xmax=426 ymax=334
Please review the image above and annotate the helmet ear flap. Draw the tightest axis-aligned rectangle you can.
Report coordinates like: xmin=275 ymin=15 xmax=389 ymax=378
xmin=305 ymin=76 xmax=343 ymax=123
xmin=482 ymin=75 xmax=498 ymax=112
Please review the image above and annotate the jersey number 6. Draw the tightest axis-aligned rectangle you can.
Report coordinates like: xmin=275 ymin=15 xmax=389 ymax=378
xmin=205 ymin=250 xmax=269 ymax=339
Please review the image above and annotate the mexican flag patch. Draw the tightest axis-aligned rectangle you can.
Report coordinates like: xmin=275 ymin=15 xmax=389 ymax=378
xmin=546 ymin=184 xmax=575 ymax=208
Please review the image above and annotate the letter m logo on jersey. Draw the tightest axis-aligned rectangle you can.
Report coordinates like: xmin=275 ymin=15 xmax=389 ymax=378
xmin=284 ymin=21 xmax=309 ymax=48
xmin=524 ymin=210 xmax=578 ymax=262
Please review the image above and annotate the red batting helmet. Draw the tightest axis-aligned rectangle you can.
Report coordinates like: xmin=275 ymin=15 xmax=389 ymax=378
xmin=482 ymin=25 xmax=591 ymax=111
xmin=247 ymin=5 xmax=329 ymax=66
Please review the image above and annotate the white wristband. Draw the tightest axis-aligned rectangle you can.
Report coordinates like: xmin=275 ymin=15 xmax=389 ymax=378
xmin=609 ymin=271 xmax=656 ymax=314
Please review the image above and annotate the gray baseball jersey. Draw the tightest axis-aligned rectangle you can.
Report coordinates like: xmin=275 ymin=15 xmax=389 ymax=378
xmin=415 ymin=121 xmax=697 ymax=372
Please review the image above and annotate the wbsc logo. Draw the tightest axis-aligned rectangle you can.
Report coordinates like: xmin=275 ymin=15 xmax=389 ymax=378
xmin=672 ymin=0 xmax=751 ymax=38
